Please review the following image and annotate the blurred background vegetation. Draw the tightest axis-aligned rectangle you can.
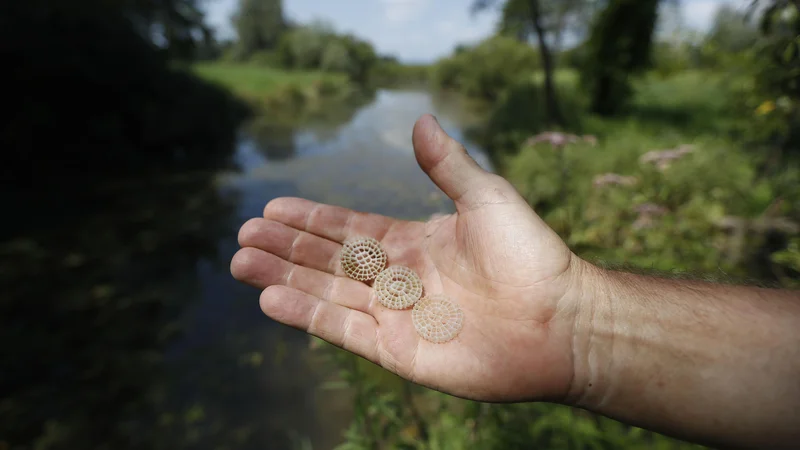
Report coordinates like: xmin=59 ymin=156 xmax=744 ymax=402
xmin=3 ymin=0 xmax=799 ymax=448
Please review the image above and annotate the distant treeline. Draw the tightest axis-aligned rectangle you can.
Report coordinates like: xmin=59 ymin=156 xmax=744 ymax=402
xmin=432 ymin=0 xmax=799 ymax=158
xmin=204 ymin=0 xmax=429 ymax=87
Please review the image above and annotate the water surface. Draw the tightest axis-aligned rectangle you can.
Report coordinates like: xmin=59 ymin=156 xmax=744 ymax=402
xmin=2 ymin=89 xmax=490 ymax=450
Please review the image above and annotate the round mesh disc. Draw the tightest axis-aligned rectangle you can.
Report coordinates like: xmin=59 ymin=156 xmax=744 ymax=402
xmin=412 ymin=294 xmax=464 ymax=343
xmin=373 ymin=266 xmax=423 ymax=310
xmin=340 ymin=237 xmax=387 ymax=282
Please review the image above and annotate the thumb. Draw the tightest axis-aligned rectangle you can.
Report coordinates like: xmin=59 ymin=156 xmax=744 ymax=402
xmin=412 ymin=114 xmax=510 ymax=210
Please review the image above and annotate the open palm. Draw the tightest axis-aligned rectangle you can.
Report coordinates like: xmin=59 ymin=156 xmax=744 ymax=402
xmin=231 ymin=115 xmax=582 ymax=403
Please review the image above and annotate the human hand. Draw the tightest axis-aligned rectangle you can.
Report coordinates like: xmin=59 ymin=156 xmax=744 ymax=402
xmin=231 ymin=114 xmax=584 ymax=402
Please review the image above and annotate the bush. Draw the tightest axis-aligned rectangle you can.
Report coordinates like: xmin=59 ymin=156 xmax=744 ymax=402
xmin=370 ymin=59 xmax=430 ymax=87
xmin=580 ymin=0 xmax=660 ymax=116
xmin=249 ymin=50 xmax=283 ymax=67
xmin=320 ymin=40 xmax=354 ymax=73
xmin=277 ymin=24 xmax=329 ymax=69
xmin=469 ymin=72 xmax=587 ymax=164
xmin=652 ymin=41 xmax=695 ymax=78
xmin=276 ymin=24 xmax=377 ymax=84
xmin=317 ymin=340 xmax=704 ymax=450
xmin=432 ymin=36 xmax=540 ymax=101
xmin=2 ymin=0 xmax=249 ymax=192
xmin=504 ymin=117 xmax=795 ymax=276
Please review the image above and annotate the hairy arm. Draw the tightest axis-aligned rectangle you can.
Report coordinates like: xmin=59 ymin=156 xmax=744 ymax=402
xmin=565 ymin=260 xmax=800 ymax=449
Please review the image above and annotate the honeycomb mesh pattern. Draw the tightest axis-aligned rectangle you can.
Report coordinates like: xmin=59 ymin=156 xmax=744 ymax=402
xmin=373 ymin=266 xmax=423 ymax=310
xmin=341 ymin=237 xmax=387 ymax=282
xmin=412 ymin=294 xmax=464 ymax=343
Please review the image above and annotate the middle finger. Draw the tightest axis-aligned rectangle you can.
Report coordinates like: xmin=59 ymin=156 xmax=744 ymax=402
xmin=239 ymin=218 xmax=343 ymax=276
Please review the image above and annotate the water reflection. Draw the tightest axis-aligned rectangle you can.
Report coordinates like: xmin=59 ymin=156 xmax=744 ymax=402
xmin=2 ymin=89 xmax=490 ymax=450
xmin=175 ymin=90 xmax=491 ymax=449
xmin=243 ymin=91 xmax=376 ymax=163
xmin=233 ymin=90 xmax=491 ymax=219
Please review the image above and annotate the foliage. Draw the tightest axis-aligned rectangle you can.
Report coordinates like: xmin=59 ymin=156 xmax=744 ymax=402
xmin=248 ymin=50 xmax=285 ymax=67
xmin=193 ymin=63 xmax=367 ymax=125
xmin=276 ymin=23 xmax=378 ymax=84
xmin=316 ymin=340 xmax=704 ymax=450
xmin=1 ymin=2 xmax=251 ymax=445
xmin=748 ymin=0 xmax=800 ymax=155
xmin=581 ymin=0 xmax=661 ymax=115
xmin=232 ymin=0 xmax=286 ymax=60
xmin=471 ymin=70 xmax=586 ymax=158
xmin=432 ymin=36 xmax=540 ymax=101
xmin=472 ymin=0 xmax=591 ymax=126
xmin=478 ymin=0 xmax=598 ymax=52
xmin=370 ymin=58 xmax=431 ymax=88
xmin=502 ymin=71 xmax=799 ymax=279
xmin=651 ymin=40 xmax=696 ymax=78
xmin=2 ymin=0 xmax=249 ymax=202
xmin=119 ymin=0 xmax=213 ymax=60
xmin=707 ymin=5 xmax=761 ymax=54
xmin=772 ymin=237 xmax=800 ymax=286
xmin=330 ymin=67 xmax=799 ymax=450
xmin=1 ymin=177 xmax=241 ymax=448
xmin=195 ymin=63 xmax=348 ymax=98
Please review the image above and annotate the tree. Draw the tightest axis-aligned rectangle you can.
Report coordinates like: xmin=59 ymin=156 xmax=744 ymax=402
xmin=474 ymin=0 xmax=593 ymax=127
xmin=747 ymin=0 xmax=800 ymax=157
xmin=125 ymin=0 xmax=211 ymax=60
xmin=495 ymin=0 xmax=600 ymax=55
xmin=581 ymin=0 xmax=662 ymax=115
xmin=707 ymin=5 xmax=760 ymax=54
xmin=232 ymin=0 xmax=286 ymax=60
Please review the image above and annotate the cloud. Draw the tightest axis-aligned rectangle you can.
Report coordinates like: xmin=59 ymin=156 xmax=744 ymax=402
xmin=436 ymin=20 xmax=456 ymax=34
xmin=381 ymin=0 xmax=428 ymax=24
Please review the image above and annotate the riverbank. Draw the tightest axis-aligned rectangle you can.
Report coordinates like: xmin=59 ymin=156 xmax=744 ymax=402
xmin=193 ymin=63 xmax=366 ymax=123
xmin=450 ymin=67 xmax=799 ymax=284
xmin=314 ymin=72 xmax=800 ymax=450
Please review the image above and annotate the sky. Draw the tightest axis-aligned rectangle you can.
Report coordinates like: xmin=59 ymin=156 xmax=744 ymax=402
xmin=204 ymin=0 xmax=747 ymax=63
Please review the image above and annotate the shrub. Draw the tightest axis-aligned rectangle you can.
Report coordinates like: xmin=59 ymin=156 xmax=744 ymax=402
xmin=505 ymin=119 xmax=793 ymax=276
xmin=432 ymin=36 xmax=540 ymax=101
xmin=277 ymin=24 xmax=329 ymax=69
xmin=249 ymin=50 xmax=282 ymax=67
xmin=370 ymin=59 xmax=430 ymax=87
xmin=320 ymin=40 xmax=354 ymax=74
xmin=469 ymin=72 xmax=587 ymax=165
xmin=277 ymin=24 xmax=378 ymax=84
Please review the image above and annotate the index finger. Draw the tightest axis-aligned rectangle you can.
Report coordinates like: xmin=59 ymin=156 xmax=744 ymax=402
xmin=264 ymin=197 xmax=400 ymax=244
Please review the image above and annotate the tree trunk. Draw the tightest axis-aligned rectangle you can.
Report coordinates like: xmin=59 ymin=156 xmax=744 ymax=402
xmin=528 ymin=0 xmax=566 ymax=127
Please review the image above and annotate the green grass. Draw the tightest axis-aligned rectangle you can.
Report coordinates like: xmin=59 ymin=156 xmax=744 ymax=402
xmin=191 ymin=63 xmax=365 ymax=126
xmin=531 ymin=68 xmax=581 ymax=88
xmin=193 ymin=63 xmax=348 ymax=97
xmin=499 ymin=68 xmax=800 ymax=278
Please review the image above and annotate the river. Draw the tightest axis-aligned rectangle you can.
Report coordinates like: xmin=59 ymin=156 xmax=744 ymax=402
xmin=2 ymin=89 xmax=490 ymax=450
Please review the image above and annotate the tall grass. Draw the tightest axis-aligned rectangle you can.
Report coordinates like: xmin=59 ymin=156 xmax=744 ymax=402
xmin=503 ymin=70 xmax=799 ymax=279
xmin=193 ymin=63 xmax=357 ymax=111
xmin=327 ymin=67 xmax=800 ymax=450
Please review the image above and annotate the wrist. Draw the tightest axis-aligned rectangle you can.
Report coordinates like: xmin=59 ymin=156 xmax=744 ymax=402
xmin=561 ymin=257 xmax=615 ymax=409
xmin=561 ymin=258 xmax=800 ymax=448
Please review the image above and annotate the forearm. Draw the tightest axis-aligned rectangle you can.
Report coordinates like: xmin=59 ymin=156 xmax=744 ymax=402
xmin=567 ymin=260 xmax=800 ymax=449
